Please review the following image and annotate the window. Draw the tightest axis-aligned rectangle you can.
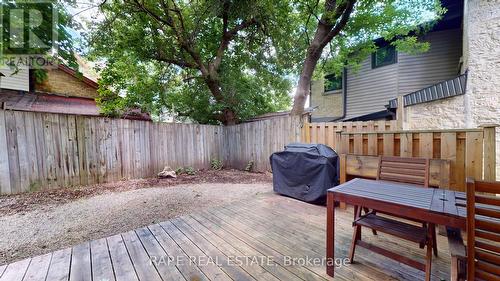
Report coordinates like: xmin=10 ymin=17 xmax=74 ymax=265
xmin=324 ymin=74 xmax=343 ymax=93
xmin=372 ymin=45 xmax=397 ymax=68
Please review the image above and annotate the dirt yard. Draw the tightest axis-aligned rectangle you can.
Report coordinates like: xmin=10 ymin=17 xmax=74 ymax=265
xmin=0 ymin=170 xmax=273 ymax=265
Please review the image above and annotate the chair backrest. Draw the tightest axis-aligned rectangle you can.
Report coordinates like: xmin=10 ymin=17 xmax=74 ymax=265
xmin=466 ymin=178 xmax=500 ymax=281
xmin=377 ymin=156 xmax=430 ymax=187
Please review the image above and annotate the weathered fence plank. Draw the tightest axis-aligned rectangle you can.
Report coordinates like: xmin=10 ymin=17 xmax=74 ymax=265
xmin=0 ymin=110 xmax=11 ymax=194
xmin=0 ymin=110 xmax=226 ymax=194
xmin=0 ymin=110 xmax=496 ymax=194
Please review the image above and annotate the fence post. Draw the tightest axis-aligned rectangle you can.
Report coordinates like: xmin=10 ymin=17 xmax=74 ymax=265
xmin=480 ymin=124 xmax=497 ymax=181
xmin=339 ymin=154 xmax=347 ymax=209
xmin=303 ymin=121 xmax=311 ymax=143
xmin=334 ymin=130 xmax=343 ymax=153
xmin=0 ymin=110 xmax=11 ymax=194
xmin=396 ymin=95 xmax=404 ymax=130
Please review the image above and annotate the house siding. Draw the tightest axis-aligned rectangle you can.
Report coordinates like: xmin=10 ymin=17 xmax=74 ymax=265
xmin=404 ymin=0 xmax=500 ymax=179
xmin=0 ymin=68 xmax=29 ymax=91
xmin=344 ymin=55 xmax=399 ymax=120
xmin=311 ymin=28 xmax=463 ymax=121
xmin=397 ymin=29 xmax=462 ymax=96
xmin=310 ymin=75 xmax=344 ymax=121
xmin=35 ymin=68 xmax=98 ymax=99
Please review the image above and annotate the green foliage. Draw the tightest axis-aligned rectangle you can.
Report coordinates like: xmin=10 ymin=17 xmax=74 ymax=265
xmin=244 ymin=161 xmax=254 ymax=172
xmin=0 ymin=1 xmax=78 ymax=72
xmin=87 ymin=0 xmax=298 ymax=124
xmin=86 ymin=0 xmax=444 ymax=122
xmin=301 ymin=0 xmax=446 ymax=78
xmin=210 ymin=158 xmax=223 ymax=171
xmin=175 ymin=167 xmax=185 ymax=175
xmin=33 ymin=69 xmax=48 ymax=84
xmin=184 ymin=167 xmax=196 ymax=176
xmin=175 ymin=166 xmax=196 ymax=175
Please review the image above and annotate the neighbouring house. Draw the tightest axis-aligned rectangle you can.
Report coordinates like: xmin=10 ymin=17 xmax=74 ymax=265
xmin=0 ymin=60 xmax=151 ymax=121
xmin=311 ymin=0 xmax=463 ymax=122
xmin=311 ymin=0 xmax=500 ymax=177
xmin=36 ymin=64 xmax=100 ymax=99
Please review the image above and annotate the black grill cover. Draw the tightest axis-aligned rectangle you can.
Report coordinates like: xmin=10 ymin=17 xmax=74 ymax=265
xmin=270 ymin=143 xmax=339 ymax=203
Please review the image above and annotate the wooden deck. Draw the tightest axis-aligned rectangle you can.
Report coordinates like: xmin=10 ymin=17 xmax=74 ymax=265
xmin=0 ymin=193 xmax=454 ymax=281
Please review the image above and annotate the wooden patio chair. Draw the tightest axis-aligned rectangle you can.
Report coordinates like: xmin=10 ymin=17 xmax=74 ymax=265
xmin=361 ymin=156 xmax=438 ymax=254
xmin=349 ymin=156 xmax=437 ymax=281
xmin=465 ymin=178 xmax=500 ymax=281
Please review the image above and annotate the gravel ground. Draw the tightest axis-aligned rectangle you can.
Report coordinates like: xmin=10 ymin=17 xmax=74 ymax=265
xmin=0 ymin=171 xmax=273 ymax=265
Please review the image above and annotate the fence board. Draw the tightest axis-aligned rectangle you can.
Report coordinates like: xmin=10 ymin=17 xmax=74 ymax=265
xmin=383 ymin=134 xmax=394 ymax=156
xmin=223 ymin=116 xmax=303 ymax=171
xmin=419 ymin=133 xmax=434 ymax=158
xmin=0 ymin=110 xmax=496 ymax=194
xmin=0 ymin=110 xmax=226 ymax=194
xmin=0 ymin=110 xmax=11 ymax=194
xmin=400 ymin=133 xmax=413 ymax=157
xmin=6 ymin=111 xmax=21 ymax=193
xmin=439 ymin=132 xmax=456 ymax=187
xmin=301 ymin=124 xmax=494 ymax=191
xmin=465 ymin=131 xmax=483 ymax=181
xmin=482 ymin=126 xmax=497 ymax=181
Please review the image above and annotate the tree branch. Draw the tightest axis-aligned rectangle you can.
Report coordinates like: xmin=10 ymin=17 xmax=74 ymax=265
xmin=130 ymin=0 xmax=174 ymax=27
xmin=156 ymin=56 xmax=198 ymax=69
xmin=212 ymin=17 xmax=258 ymax=70
xmin=320 ymin=0 xmax=356 ymax=46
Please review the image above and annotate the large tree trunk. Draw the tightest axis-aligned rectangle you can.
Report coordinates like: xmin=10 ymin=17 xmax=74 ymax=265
xmin=222 ymin=109 xmax=237 ymax=125
xmin=290 ymin=0 xmax=356 ymax=115
xmin=290 ymin=27 xmax=330 ymax=115
xmin=290 ymin=47 xmax=323 ymax=115
xmin=204 ymin=75 xmax=238 ymax=125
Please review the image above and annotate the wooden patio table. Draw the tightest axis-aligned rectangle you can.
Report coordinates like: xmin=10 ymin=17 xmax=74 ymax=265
xmin=326 ymin=178 xmax=467 ymax=277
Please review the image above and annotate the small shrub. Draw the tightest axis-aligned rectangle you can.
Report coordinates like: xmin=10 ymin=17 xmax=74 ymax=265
xmin=210 ymin=158 xmax=223 ymax=170
xmin=244 ymin=160 xmax=254 ymax=172
xmin=185 ymin=166 xmax=196 ymax=175
xmin=175 ymin=167 xmax=185 ymax=175
xmin=29 ymin=181 xmax=41 ymax=192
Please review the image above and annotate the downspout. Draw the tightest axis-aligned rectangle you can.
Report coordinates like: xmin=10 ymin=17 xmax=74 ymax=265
xmin=332 ymin=67 xmax=347 ymax=122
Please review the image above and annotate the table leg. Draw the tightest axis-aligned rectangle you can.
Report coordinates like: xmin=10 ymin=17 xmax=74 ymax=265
xmin=326 ymin=193 xmax=335 ymax=277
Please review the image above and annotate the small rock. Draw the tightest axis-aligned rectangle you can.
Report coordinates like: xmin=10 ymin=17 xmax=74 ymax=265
xmin=158 ymin=166 xmax=177 ymax=178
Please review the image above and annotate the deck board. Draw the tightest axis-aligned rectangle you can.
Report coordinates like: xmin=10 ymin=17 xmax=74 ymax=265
xmin=45 ymin=248 xmax=71 ymax=281
xmin=1 ymin=193 xmax=455 ymax=281
xmin=90 ymin=238 xmax=115 ymax=281
xmin=22 ymin=253 xmax=51 ymax=281
xmin=69 ymin=242 xmax=91 ymax=281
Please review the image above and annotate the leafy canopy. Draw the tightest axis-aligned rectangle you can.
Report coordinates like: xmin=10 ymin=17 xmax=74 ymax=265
xmin=88 ymin=0 xmax=301 ymax=124
xmin=302 ymin=0 xmax=445 ymax=78
xmin=88 ymin=0 xmax=444 ymax=123
xmin=1 ymin=0 xmax=79 ymax=80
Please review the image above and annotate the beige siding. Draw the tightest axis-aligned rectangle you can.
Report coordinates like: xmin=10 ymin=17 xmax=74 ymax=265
xmin=310 ymin=78 xmax=344 ymax=121
xmin=397 ymin=29 xmax=462 ymax=96
xmin=0 ymin=68 xmax=29 ymax=91
xmin=331 ymin=28 xmax=462 ymax=121
xmin=35 ymin=68 xmax=98 ymax=99
xmin=345 ymin=56 xmax=399 ymax=119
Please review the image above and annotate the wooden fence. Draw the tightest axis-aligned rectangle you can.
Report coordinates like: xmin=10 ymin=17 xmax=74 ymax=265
xmin=0 ymin=110 xmax=496 ymax=194
xmin=0 ymin=110 xmax=225 ymax=194
xmin=302 ymin=120 xmax=398 ymax=149
xmin=222 ymin=119 xmax=397 ymax=172
xmin=301 ymin=122 xmax=497 ymax=191
xmin=224 ymin=116 xmax=302 ymax=171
